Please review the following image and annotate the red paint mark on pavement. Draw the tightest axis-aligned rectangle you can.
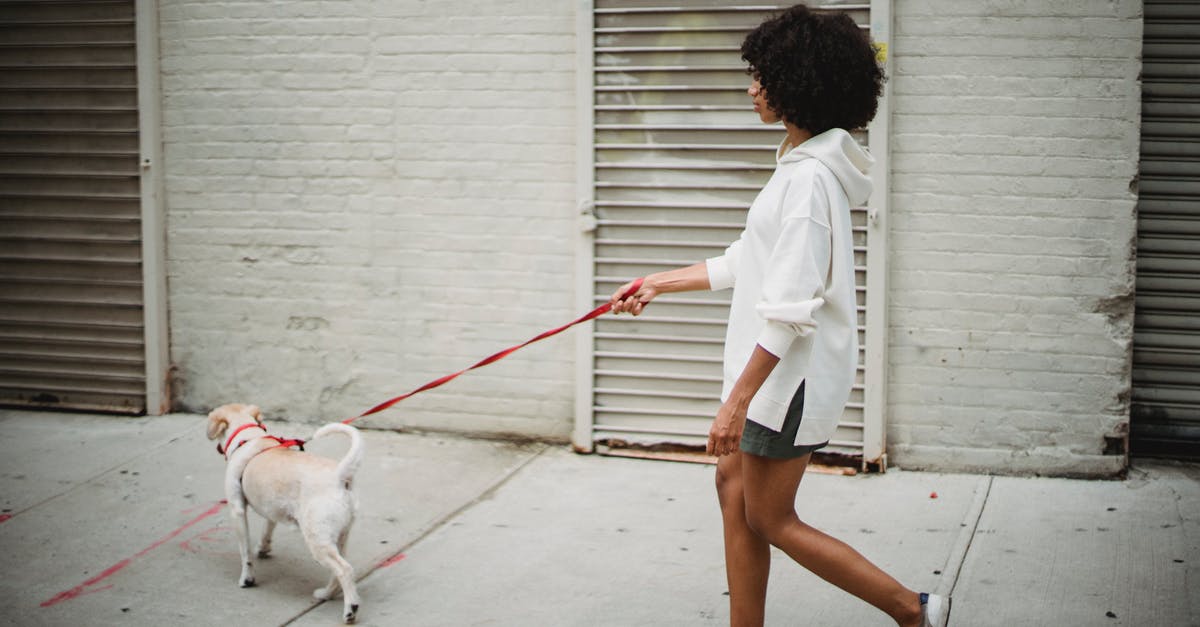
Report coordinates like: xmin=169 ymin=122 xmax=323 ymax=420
xmin=40 ymin=500 xmax=227 ymax=608
xmin=179 ymin=525 xmax=232 ymax=554
xmin=0 ymin=514 xmax=12 ymax=524
xmin=378 ymin=552 xmax=406 ymax=568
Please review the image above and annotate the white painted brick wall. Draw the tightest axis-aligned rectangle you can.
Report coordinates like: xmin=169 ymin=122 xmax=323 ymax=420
xmin=160 ymin=0 xmax=579 ymax=440
xmin=158 ymin=0 xmax=1146 ymax=476
xmin=887 ymin=0 xmax=1143 ymax=475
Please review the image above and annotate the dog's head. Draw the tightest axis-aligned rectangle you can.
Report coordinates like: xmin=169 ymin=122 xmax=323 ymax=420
xmin=207 ymin=403 xmax=263 ymax=455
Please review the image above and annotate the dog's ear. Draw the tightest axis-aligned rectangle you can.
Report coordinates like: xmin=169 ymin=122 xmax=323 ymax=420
xmin=248 ymin=404 xmax=262 ymax=424
xmin=206 ymin=408 xmax=230 ymax=441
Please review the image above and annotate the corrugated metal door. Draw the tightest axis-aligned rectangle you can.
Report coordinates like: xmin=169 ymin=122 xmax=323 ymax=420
xmin=1132 ymin=1 xmax=1200 ymax=459
xmin=581 ymin=1 xmax=877 ymax=460
xmin=0 ymin=0 xmax=147 ymax=413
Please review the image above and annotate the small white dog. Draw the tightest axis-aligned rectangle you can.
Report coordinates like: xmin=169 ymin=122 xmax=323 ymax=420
xmin=206 ymin=403 xmax=364 ymax=623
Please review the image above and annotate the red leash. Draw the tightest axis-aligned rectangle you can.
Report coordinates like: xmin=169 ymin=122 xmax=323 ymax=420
xmin=343 ymin=278 xmax=644 ymax=424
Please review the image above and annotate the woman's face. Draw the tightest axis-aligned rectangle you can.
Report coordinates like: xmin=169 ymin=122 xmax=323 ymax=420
xmin=748 ymin=79 xmax=781 ymax=124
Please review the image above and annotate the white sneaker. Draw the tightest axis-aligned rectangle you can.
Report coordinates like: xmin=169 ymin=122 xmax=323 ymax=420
xmin=920 ymin=592 xmax=951 ymax=627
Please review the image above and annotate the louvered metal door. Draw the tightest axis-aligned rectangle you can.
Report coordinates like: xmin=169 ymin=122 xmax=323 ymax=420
xmin=578 ymin=1 xmax=882 ymax=461
xmin=0 ymin=0 xmax=146 ymax=413
xmin=1132 ymin=1 xmax=1200 ymax=459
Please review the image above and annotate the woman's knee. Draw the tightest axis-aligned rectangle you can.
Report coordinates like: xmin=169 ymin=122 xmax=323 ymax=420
xmin=744 ymin=505 xmax=795 ymax=546
xmin=714 ymin=459 xmax=743 ymax=509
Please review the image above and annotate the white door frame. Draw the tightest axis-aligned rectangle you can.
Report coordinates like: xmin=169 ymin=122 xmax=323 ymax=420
xmin=862 ymin=0 xmax=893 ymax=469
xmin=136 ymin=0 xmax=171 ymax=415
xmin=573 ymin=0 xmax=599 ymax=451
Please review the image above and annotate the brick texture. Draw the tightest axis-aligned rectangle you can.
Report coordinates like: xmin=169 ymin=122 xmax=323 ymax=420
xmin=160 ymin=0 xmax=579 ymax=439
xmin=886 ymin=0 xmax=1142 ymax=474
xmin=159 ymin=0 xmax=1145 ymax=475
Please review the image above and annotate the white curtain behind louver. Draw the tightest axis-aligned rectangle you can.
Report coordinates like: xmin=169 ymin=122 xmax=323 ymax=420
xmin=0 ymin=0 xmax=146 ymax=413
xmin=584 ymin=1 xmax=874 ymax=458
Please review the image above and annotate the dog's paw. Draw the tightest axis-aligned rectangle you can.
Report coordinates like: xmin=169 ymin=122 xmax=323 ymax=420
xmin=343 ymin=603 xmax=358 ymax=624
xmin=239 ymin=577 xmax=256 ymax=588
xmin=313 ymin=587 xmax=333 ymax=601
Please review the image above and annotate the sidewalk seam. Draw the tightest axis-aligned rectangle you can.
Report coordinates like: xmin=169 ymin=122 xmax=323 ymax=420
xmin=2 ymin=421 xmax=197 ymax=523
xmin=940 ymin=474 xmax=993 ymax=598
xmin=281 ymin=443 xmax=552 ymax=626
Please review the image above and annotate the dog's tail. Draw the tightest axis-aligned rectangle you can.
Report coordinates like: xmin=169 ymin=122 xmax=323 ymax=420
xmin=311 ymin=423 xmax=364 ymax=486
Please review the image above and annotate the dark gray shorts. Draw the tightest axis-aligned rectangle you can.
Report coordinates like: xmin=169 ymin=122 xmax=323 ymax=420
xmin=739 ymin=380 xmax=829 ymax=459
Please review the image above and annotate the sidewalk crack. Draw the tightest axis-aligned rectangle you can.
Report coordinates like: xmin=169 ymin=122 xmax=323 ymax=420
xmin=942 ymin=474 xmax=993 ymax=598
xmin=281 ymin=443 xmax=551 ymax=626
xmin=2 ymin=421 xmax=196 ymax=523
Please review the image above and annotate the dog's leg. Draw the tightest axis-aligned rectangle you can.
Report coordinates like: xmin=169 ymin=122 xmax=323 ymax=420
xmin=232 ymin=503 xmax=256 ymax=587
xmin=310 ymin=534 xmax=343 ymax=602
xmin=306 ymin=538 xmax=359 ymax=623
xmin=226 ymin=480 xmax=256 ymax=588
xmin=313 ymin=572 xmax=341 ymax=602
xmin=256 ymin=519 xmax=276 ymax=558
xmin=313 ymin=527 xmax=352 ymax=600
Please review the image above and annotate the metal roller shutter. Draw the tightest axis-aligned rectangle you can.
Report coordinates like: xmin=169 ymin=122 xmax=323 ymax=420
xmin=1132 ymin=1 xmax=1200 ymax=459
xmin=576 ymin=1 xmax=886 ymax=463
xmin=0 ymin=0 xmax=146 ymax=413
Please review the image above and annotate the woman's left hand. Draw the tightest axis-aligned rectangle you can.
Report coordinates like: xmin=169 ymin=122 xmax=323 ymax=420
xmin=707 ymin=399 xmax=747 ymax=456
xmin=610 ymin=277 xmax=657 ymax=316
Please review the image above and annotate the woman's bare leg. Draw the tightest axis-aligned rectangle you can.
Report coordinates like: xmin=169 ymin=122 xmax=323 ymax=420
xmin=715 ymin=452 xmax=771 ymax=627
xmin=740 ymin=452 xmax=924 ymax=627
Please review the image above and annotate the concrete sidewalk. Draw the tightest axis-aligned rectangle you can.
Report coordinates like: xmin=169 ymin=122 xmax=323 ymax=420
xmin=0 ymin=409 xmax=1196 ymax=626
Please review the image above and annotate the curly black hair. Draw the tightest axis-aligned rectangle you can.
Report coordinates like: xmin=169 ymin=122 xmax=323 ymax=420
xmin=741 ymin=4 xmax=885 ymax=134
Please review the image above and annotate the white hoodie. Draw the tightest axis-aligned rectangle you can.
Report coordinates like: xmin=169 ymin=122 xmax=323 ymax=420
xmin=705 ymin=128 xmax=872 ymax=446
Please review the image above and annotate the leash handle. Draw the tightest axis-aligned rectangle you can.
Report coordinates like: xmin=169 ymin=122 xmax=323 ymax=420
xmin=345 ymin=277 xmax=646 ymax=424
xmin=604 ymin=277 xmax=645 ymax=314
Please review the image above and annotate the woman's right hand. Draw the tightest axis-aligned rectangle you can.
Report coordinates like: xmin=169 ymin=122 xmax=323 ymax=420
xmin=610 ymin=277 xmax=658 ymax=316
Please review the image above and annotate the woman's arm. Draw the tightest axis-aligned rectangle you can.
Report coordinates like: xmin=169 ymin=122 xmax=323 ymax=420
xmin=708 ymin=344 xmax=780 ymax=456
xmin=609 ymin=262 xmax=710 ymax=316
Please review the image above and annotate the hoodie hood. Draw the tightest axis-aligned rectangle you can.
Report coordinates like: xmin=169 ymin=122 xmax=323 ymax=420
xmin=779 ymin=128 xmax=873 ymax=206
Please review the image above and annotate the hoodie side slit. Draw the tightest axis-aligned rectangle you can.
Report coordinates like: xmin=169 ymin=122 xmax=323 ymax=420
xmin=704 ymin=128 xmax=871 ymax=447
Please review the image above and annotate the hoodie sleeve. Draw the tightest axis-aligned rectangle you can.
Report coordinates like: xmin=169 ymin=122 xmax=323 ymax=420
xmin=705 ymin=237 xmax=743 ymax=291
xmin=754 ymin=166 xmax=833 ymax=358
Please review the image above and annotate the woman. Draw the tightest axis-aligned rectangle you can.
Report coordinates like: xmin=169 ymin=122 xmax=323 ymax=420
xmin=609 ymin=5 xmax=950 ymax=627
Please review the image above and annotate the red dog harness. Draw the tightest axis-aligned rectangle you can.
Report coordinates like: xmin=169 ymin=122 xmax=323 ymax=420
xmin=219 ymin=421 xmax=305 ymax=460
